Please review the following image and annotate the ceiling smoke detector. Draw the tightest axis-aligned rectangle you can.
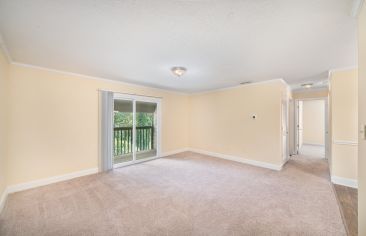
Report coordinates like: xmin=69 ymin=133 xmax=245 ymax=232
xmin=171 ymin=67 xmax=187 ymax=78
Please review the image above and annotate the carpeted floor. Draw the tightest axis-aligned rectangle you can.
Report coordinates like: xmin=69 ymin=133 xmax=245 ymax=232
xmin=0 ymin=152 xmax=346 ymax=235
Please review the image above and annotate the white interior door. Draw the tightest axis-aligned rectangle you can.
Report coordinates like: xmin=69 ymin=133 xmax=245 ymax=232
xmin=294 ymin=100 xmax=304 ymax=154
xmin=324 ymin=99 xmax=329 ymax=160
xmin=288 ymin=99 xmax=296 ymax=155
xmin=282 ymin=101 xmax=289 ymax=161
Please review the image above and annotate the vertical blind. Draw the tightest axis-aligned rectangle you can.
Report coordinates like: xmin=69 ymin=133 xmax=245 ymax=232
xmin=100 ymin=90 xmax=114 ymax=171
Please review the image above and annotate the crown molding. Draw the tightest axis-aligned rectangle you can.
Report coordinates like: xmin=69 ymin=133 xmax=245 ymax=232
xmin=11 ymin=61 xmax=291 ymax=95
xmin=11 ymin=62 xmax=190 ymax=96
xmin=191 ymin=78 xmax=287 ymax=95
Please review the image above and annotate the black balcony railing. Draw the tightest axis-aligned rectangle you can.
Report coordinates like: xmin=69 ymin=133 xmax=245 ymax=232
xmin=113 ymin=126 xmax=154 ymax=156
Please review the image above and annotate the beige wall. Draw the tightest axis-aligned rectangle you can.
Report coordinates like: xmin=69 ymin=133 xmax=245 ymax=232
xmin=358 ymin=3 xmax=366 ymax=235
xmin=6 ymin=64 xmax=190 ymax=185
xmin=329 ymin=69 xmax=358 ymax=180
xmin=292 ymin=89 xmax=328 ymax=100
xmin=302 ymin=100 xmax=325 ymax=145
xmin=189 ymin=80 xmax=288 ymax=166
xmin=3 ymin=63 xmax=289 ymax=186
xmin=0 ymin=48 xmax=9 ymax=198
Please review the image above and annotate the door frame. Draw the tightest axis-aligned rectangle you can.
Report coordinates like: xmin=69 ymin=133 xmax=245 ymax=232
xmin=294 ymin=100 xmax=303 ymax=155
xmin=281 ymin=99 xmax=290 ymax=162
xmin=113 ymin=93 xmax=162 ymax=168
xmin=293 ymin=97 xmax=329 ymax=159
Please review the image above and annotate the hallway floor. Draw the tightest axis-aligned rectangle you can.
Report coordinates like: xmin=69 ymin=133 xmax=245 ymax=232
xmin=334 ymin=184 xmax=358 ymax=236
xmin=299 ymin=144 xmax=325 ymax=158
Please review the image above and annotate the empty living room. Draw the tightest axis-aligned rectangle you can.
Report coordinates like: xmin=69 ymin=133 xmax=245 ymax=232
xmin=0 ymin=1 xmax=366 ymax=235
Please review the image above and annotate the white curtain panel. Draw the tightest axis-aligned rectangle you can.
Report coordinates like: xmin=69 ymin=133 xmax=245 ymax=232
xmin=100 ymin=90 xmax=114 ymax=172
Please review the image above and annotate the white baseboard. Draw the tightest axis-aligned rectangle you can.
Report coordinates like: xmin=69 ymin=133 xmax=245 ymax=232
xmin=0 ymin=188 xmax=9 ymax=214
xmin=1 ymin=147 xmax=281 ymax=214
xmin=189 ymin=148 xmax=283 ymax=171
xmin=4 ymin=148 xmax=189 ymax=196
xmin=302 ymin=143 xmax=325 ymax=147
xmin=6 ymin=168 xmax=99 ymax=194
xmin=331 ymin=176 xmax=358 ymax=188
xmin=161 ymin=148 xmax=189 ymax=157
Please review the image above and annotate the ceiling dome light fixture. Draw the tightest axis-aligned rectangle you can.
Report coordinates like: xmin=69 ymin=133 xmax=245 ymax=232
xmin=301 ymin=83 xmax=313 ymax=89
xmin=171 ymin=67 xmax=187 ymax=78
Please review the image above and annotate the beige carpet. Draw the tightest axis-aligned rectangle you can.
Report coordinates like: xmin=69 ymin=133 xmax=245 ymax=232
xmin=0 ymin=152 xmax=346 ymax=235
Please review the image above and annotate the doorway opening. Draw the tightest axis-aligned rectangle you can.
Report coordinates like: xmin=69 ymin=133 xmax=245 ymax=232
xmin=294 ymin=99 xmax=328 ymax=159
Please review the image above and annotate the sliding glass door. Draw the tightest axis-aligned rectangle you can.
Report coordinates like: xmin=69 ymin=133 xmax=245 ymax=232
xmin=135 ymin=101 xmax=158 ymax=160
xmin=113 ymin=99 xmax=134 ymax=164
xmin=113 ymin=94 xmax=160 ymax=167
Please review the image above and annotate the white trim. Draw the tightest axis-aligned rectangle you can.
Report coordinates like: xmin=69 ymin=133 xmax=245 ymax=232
xmin=0 ymin=148 xmax=281 ymax=214
xmin=331 ymin=176 xmax=358 ymax=188
xmin=161 ymin=148 xmax=189 ymax=157
xmin=113 ymin=92 xmax=162 ymax=103
xmin=189 ymin=148 xmax=284 ymax=171
xmin=100 ymin=89 xmax=162 ymax=99
xmin=0 ymin=188 xmax=9 ymax=214
xmin=191 ymin=78 xmax=287 ymax=95
xmin=112 ymin=148 xmax=189 ymax=169
xmin=10 ymin=62 xmax=293 ymax=95
xmin=6 ymin=168 xmax=98 ymax=194
xmin=113 ymin=148 xmax=285 ymax=171
xmin=333 ymin=140 xmax=358 ymax=146
xmin=1 ymin=148 xmax=188 ymax=213
xmin=11 ymin=62 xmax=189 ymax=96
xmin=10 ymin=62 xmax=292 ymax=95
xmin=113 ymin=155 xmax=160 ymax=169
xmin=302 ymin=143 xmax=325 ymax=147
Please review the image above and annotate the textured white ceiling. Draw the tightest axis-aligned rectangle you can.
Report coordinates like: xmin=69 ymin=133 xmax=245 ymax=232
xmin=0 ymin=0 xmax=358 ymax=92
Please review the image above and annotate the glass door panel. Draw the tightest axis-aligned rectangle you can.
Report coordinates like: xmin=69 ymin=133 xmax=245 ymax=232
xmin=113 ymin=99 xmax=133 ymax=164
xmin=135 ymin=101 xmax=157 ymax=160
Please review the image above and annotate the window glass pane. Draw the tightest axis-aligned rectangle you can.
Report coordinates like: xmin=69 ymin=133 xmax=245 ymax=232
xmin=135 ymin=101 xmax=157 ymax=160
xmin=113 ymin=99 xmax=133 ymax=164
